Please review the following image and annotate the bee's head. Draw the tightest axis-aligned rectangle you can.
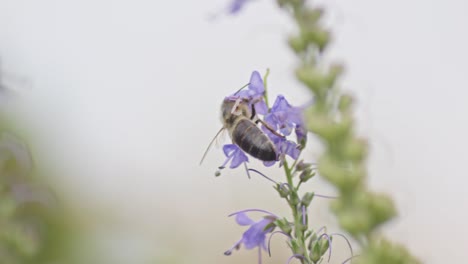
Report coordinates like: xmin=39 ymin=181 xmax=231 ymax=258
xmin=221 ymin=97 xmax=251 ymax=126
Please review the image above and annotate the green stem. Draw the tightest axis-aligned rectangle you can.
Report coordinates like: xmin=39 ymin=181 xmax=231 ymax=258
xmin=283 ymin=160 xmax=311 ymax=263
xmin=263 ymin=68 xmax=270 ymax=108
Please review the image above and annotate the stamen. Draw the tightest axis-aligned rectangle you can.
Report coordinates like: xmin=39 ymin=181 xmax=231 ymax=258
xmin=244 ymin=163 xmax=251 ymax=179
xmin=286 ymin=254 xmax=307 ymax=264
xmin=248 ymin=168 xmax=278 ymax=184
xmin=315 ymin=226 xmax=327 ymax=236
xmin=228 ymin=209 xmax=280 ymax=219
xmin=329 ymin=233 xmax=354 ymax=262
xmin=219 ymin=153 xmax=234 ymax=170
xmin=224 ymin=238 xmax=242 ymax=256
xmin=341 ymin=255 xmax=359 ymax=264
xmin=314 ymin=194 xmax=338 ymax=199
xmin=258 ymin=246 xmax=262 ymax=264
xmin=317 ymin=233 xmax=333 ymax=262
xmin=267 ymin=231 xmax=291 ymax=257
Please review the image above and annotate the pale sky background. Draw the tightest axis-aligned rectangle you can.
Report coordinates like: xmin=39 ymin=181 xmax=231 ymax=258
xmin=0 ymin=0 xmax=467 ymax=263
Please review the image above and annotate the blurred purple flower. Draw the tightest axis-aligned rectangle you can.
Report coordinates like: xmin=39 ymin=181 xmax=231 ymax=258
xmin=226 ymin=71 xmax=268 ymax=115
xmin=227 ymin=0 xmax=252 ymax=14
xmin=225 ymin=209 xmax=278 ymax=263
xmin=219 ymin=144 xmax=249 ymax=169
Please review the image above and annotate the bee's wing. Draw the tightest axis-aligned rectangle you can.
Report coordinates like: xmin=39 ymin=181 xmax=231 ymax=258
xmin=199 ymin=127 xmax=225 ymax=165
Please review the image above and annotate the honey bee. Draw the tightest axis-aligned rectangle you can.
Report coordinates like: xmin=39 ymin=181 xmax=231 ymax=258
xmin=200 ymin=94 xmax=284 ymax=165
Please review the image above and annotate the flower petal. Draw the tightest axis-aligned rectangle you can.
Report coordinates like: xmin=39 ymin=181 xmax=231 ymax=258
xmin=248 ymin=71 xmax=264 ymax=94
xmin=230 ymin=148 xmax=249 ymax=168
xmin=236 ymin=89 xmax=254 ymax=98
xmin=242 ymin=218 xmax=271 ymax=249
xmin=254 ymin=100 xmax=268 ymax=115
xmin=263 ymin=160 xmax=276 ymax=167
xmin=282 ymin=140 xmax=300 ymax=160
xmin=223 ymin=144 xmax=238 ymax=157
xmin=279 ymin=122 xmax=294 ymax=136
xmin=236 ymin=212 xmax=255 ymax=226
xmin=295 ymin=125 xmax=307 ymax=144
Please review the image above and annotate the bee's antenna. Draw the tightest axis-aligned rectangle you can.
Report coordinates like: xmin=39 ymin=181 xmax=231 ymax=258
xmin=233 ymin=83 xmax=250 ymax=95
xmin=199 ymin=127 xmax=225 ymax=165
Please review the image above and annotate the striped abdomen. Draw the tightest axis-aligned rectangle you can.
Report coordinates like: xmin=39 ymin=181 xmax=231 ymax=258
xmin=232 ymin=119 xmax=277 ymax=161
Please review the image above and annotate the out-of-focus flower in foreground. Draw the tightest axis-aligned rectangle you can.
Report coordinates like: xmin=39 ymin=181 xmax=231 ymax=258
xmin=225 ymin=210 xmax=277 ymax=263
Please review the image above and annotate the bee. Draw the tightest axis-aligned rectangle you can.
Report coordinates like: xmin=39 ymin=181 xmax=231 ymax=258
xmin=200 ymin=93 xmax=284 ymax=165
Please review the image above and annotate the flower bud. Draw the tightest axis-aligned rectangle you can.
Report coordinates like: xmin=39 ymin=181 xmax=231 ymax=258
xmin=337 ymin=209 xmax=372 ymax=235
xmin=301 ymin=192 xmax=315 ymax=207
xmin=318 ymin=155 xmax=365 ymax=192
xmin=295 ymin=160 xmax=311 ymax=171
xmin=327 ymin=63 xmax=344 ymax=87
xmin=309 ymin=241 xmax=322 ymax=262
xmin=304 ymin=230 xmax=313 ymax=240
xmin=368 ymin=193 xmax=396 ymax=226
xmin=275 ymin=218 xmax=292 ymax=235
xmin=298 ymin=8 xmax=324 ymax=27
xmin=289 ymin=35 xmax=307 ymax=54
xmin=301 ymin=27 xmax=330 ymax=52
xmin=342 ymin=137 xmax=368 ymax=162
xmin=338 ymin=93 xmax=354 ymax=112
xmin=276 ymin=183 xmax=291 ymax=198
xmin=299 ymin=168 xmax=315 ymax=183
xmin=309 ymin=231 xmax=317 ymax=244
xmin=319 ymin=236 xmax=330 ymax=256
xmin=306 ymin=110 xmax=353 ymax=142
xmin=289 ymin=192 xmax=300 ymax=206
xmin=358 ymin=238 xmax=421 ymax=264
xmin=290 ymin=239 xmax=301 ymax=254
xmin=296 ymin=66 xmax=329 ymax=98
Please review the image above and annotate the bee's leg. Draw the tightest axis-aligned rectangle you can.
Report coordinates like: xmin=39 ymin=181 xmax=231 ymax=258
xmin=249 ymin=102 xmax=284 ymax=138
xmin=257 ymin=119 xmax=285 ymax=138
xmin=250 ymin=102 xmax=257 ymax=120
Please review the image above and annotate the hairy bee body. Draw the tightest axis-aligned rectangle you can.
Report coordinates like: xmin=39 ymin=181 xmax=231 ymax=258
xmin=221 ymin=99 xmax=277 ymax=162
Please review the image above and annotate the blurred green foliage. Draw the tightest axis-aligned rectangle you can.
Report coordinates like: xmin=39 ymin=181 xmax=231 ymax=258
xmin=0 ymin=122 xmax=70 ymax=264
xmin=277 ymin=0 xmax=421 ymax=263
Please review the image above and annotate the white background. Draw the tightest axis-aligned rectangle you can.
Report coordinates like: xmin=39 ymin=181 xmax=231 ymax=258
xmin=0 ymin=0 xmax=467 ymax=263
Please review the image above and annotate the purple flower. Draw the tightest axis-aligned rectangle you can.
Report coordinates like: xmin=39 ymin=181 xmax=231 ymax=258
xmin=265 ymin=95 xmax=305 ymax=138
xmin=227 ymin=71 xmax=268 ymax=115
xmin=225 ymin=209 xmax=278 ymax=262
xmin=227 ymin=0 xmax=252 ymax=14
xmin=219 ymin=144 xmax=249 ymax=169
xmin=260 ymin=95 xmax=306 ymax=165
xmin=262 ymin=135 xmax=301 ymax=167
